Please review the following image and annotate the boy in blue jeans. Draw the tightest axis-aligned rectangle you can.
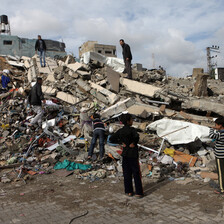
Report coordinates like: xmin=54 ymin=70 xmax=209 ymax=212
xmin=209 ymin=117 xmax=224 ymax=194
xmin=88 ymin=113 xmax=105 ymax=160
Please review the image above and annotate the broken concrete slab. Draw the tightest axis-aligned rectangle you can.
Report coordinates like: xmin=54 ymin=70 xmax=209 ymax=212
xmin=193 ymin=73 xmax=208 ymax=97
xmin=42 ymin=86 xmax=57 ymax=95
xmin=89 ymin=82 xmax=119 ymax=104
xmin=101 ymin=98 xmax=135 ymax=119
xmin=105 ymin=66 xmax=120 ymax=93
xmin=120 ymin=78 xmax=161 ymax=97
xmin=46 ymin=73 xmax=56 ymax=82
xmin=182 ymin=99 xmax=224 ymax=117
xmin=67 ymin=62 xmax=83 ymax=72
xmin=56 ymin=91 xmax=80 ymax=104
xmin=76 ymin=79 xmax=91 ymax=92
xmin=192 ymin=68 xmax=204 ymax=78
xmin=76 ymin=70 xmax=91 ymax=80
xmin=127 ymin=103 xmax=175 ymax=117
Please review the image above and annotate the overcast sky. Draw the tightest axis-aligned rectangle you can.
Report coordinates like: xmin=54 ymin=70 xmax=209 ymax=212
xmin=1 ymin=0 xmax=224 ymax=76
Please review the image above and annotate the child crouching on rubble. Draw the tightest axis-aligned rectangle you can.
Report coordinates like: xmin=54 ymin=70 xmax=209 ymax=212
xmin=109 ymin=113 xmax=144 ymax=198
xmin=209 ymin=117 xmax=224 ymax=194
xmin=87 ymin=113 xmax=105 ymax=160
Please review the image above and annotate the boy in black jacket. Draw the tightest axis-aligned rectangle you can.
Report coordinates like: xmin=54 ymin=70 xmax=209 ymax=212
xmin=110 ymin=113 xmax=144 ymax=198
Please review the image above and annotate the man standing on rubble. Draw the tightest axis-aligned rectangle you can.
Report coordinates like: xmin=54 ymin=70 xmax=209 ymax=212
xmin=35 ymin=35 xmax=46 ymax=67
xmin=120 ymin=39 xmax=132 ymax=79
xmin=28 ymin=77 xmax=45 ymax=126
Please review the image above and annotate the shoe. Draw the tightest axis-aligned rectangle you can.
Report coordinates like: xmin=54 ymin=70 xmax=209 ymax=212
xmin=135 ymin=194 xmax=144 ymax=199
xmin=87 ymin=156 xmax=92 ymax=161
xmin=125 ymin=193 xmax=133 ymax=197
xmin=214 ymin=189 xmax=224 ymax=195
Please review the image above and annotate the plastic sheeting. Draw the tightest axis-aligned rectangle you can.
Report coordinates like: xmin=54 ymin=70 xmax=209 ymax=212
xmin=81 ymin=51 xmax=125 ymax=73
xmin=147 ymin=118 xmax=211 ymax=145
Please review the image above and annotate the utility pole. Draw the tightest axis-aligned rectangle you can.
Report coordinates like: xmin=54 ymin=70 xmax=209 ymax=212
xmin=206 ymin=45 xmax=220 ymax=77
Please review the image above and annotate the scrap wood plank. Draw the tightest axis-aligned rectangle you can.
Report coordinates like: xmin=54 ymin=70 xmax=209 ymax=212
xmin=173 ymin=150 xmax=197 ymax=167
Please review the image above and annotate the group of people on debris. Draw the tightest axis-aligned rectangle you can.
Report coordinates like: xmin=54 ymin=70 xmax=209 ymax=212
xmin=34 ymin=36 xmax=133 ymax=79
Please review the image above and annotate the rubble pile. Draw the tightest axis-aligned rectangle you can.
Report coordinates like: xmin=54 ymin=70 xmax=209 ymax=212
xmin=0 ymin=53 xmax=222 ymax=185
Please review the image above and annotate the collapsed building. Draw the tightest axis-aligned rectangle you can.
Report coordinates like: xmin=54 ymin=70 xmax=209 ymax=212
xmin=0 ymin=39 xmax=223 ymax=186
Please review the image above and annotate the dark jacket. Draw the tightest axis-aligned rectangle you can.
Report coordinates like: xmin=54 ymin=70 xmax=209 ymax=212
xmin=35 ymin=39 xmax=46 ymax=51
xmin=28 ymin=83 xmax=44 ymax=106
xmin=110 ymin=125 xmax=139 ymax=158
xmin=122 ymin=43 xmax=132 ymax=61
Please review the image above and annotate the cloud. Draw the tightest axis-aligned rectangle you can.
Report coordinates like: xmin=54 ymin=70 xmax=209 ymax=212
xmin=10 ymin=9 xmax=67 ymax=38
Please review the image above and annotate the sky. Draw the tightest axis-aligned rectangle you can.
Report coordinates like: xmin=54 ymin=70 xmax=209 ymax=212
xmin=1 ymin=0 xmax=224 ymax=76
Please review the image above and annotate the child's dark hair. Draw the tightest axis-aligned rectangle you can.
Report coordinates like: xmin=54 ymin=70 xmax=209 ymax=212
xmin=215 ymin=117 xmax=224 ymax=127
xmin=120 ymin=113 xmax=132 ymax=125
xmin=93 ymin=113 xmax=100 ymax=119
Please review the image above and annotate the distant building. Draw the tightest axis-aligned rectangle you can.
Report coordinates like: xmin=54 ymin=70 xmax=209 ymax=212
xmin=79 ymin=41 xmax=116 ymax=58
xmin=0 ymin=15 xmax=67 ymax=59
xmin=215 ymin=68 xmax=224 ymax=81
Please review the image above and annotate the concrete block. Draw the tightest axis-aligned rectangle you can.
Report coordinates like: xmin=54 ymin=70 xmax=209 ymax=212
xmin=101 ymin=98 xmax=135 ymax=118
xmin=105 ymin=66 xmax=120 ymax=93
xmin=56 ymin=91 xmax=80 ymax=104
xmin=120 ymin=78 xmax=161 ymax=97
xmin=76 ymin=70 xmax=91 ymax=80
xmin=46 ymin=72 xmax=56 ymax=82
xmin=193 ymin=73 xmax=208 ymax=97
xmin=192 ymin=68 xmax=204 ymax=78
xmin=76 ymin=79 xmax=91 ymax=92
xmin=67 ymin=62 xmax=83 ymax=72
xmin=182 ymin=99 xmax=224 ymax=117
xmin=89 ymin=82 xmax=119 ymax=104
xmin=42 ymin=86 xmax=57 ymax=95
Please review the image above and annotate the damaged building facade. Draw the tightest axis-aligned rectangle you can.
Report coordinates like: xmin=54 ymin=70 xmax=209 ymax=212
xmin=79 ymin=41 xmax=117 ymax=58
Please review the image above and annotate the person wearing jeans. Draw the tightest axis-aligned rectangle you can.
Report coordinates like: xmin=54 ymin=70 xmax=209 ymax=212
xmin=88 ymin=113 xmax=105 ymax=160
xmin=28 ymin=77 xmax=45 ymax=126
xmin=35 ymin=35 xmax=46 ymax=67
xmin=39 ymin=50 xmax=46 ymax=68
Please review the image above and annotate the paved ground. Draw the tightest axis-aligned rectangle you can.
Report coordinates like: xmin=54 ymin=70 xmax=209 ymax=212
xmin=1 ymin=174 xmax=224 ymax=224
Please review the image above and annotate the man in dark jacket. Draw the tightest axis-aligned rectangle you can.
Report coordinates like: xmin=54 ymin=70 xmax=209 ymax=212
xmin=28 ymin=77 xmax=45 ymax=126
xmin=120 ymin=39 xmax=132 ymax=79
xmin=35 ymin=35 xmax=46 ymax=67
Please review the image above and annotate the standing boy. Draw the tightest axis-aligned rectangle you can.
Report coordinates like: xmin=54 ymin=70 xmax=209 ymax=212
xmin=88 ymin=113 xmax=105 ymax=160
xmin=110 ymin=113 xmax=144 ymax=198
xmin=209 ymin=117 xmax=224 ymax=194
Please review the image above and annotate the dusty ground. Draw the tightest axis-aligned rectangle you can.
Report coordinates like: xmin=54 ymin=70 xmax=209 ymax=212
xmin=0 ymin=171 xmax=223 ymax=216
